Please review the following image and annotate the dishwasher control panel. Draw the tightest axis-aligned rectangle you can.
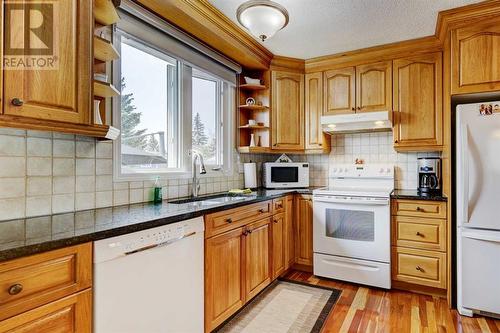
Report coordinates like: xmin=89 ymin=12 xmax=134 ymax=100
xmin=93 ymin=216 xmax=204 ymax=264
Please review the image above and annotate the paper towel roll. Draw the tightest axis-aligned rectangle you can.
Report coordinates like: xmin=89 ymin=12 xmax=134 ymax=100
xmin=244 ymin=163 xmax=257 ymax=189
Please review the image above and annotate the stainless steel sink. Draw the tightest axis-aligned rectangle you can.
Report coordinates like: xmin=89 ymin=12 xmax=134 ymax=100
xmin=169 ymin=194 xmax=249 ymax=207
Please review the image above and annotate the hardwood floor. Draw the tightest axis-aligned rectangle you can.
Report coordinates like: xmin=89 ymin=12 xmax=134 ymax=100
xmin=284 ymin=270 xmax=500 ymax=333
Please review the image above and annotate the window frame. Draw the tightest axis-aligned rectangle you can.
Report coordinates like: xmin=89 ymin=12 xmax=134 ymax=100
xmin=112 ymin=28 xmax=235 ymax=182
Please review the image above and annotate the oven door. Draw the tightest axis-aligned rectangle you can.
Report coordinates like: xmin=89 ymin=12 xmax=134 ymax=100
xmin=313 ymin=195 xmax=390 ymax=263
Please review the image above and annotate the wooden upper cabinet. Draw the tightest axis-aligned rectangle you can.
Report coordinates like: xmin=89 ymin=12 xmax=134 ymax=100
xmin=452 ymin=19 xmax=500 ymax=94
xmin=244 ymin=218 xmax=271 ymax=301
xmin=205 ymin=227 xmax=245 ymax=332
xmin=323 ymin=67 xmax=355 ymax=115
xmin=305 ymin=72 xmax=329 ymax=151
xmin=356 ymin=61 xmax=392 ymax=112
xmin=2 ymin=0 xmax=92 ymax=124
xmin=393 ymin=52 xmax=443 ymax=150
xmin=271 ymin=71 xmax=304 ymax=150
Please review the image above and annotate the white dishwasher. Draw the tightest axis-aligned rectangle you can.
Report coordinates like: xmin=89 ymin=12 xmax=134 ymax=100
xmin=93 ymin=217 xmax=204 ymax=333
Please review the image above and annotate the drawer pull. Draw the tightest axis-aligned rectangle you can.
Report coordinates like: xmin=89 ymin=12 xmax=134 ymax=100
xmin=225 ymin=218 xmax=232 ymax=224
xmin=11 ymin=98 xmax=24 ymax=107
xmin=416 ymin=232 xmax=424 ymax=237
xmin=258 ymin=209 xmax=265 ymax=213
xmin=416 ymin=207 xmax=424 ymax=212
xmin=415 ymin=266 xmax=425 ymax=272
xmin=276 ymin=204 xmax=283 ymax=209
xmin=8 ymin=284 xmax=23 ymax=296
xmin=274 ymin=219 xmax=278 ymax=224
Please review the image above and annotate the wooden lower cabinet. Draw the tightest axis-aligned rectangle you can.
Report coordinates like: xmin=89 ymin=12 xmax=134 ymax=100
xmin=245 ymin=218 xmax=272 ymax=301
xmin=284 ymin=195 xmax=295 ymax=268
xmin=391 ymin=199 xmax=447 ymax=295
xmin=295 ymin=195 xmax=313 ymax=267
xmin=0 ymin=243 xmax=92 ymax=332
xmin=0 ymin=290 xmax=92 ymax=333
xmin=205 ymin=227 xmax=245 ymax=332
xmin=272 ymin=213 xmax=286 ymax=279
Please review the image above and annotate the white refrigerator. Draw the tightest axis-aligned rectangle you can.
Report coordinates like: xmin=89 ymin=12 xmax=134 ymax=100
xmin=457 ymin=101 xmax=500 ymax=317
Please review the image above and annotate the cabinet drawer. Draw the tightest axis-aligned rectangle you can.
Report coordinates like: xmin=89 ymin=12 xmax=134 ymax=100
xmin=0 ymin=290 xmax=92 ymax=333
xmin=272 ymin=198 xmax=285 ymax=214
xmin=0 ymin=243 xmax=92 ymax=321
xmin=393 ymin=216 xmax=446 ymax=251
xmin=392 ymin=247 xmax=446 ymax=289
xmin=392 ymin=199 xmax=446 ymax=219
xmin=205 ymin=201 xmax=272 ymax=238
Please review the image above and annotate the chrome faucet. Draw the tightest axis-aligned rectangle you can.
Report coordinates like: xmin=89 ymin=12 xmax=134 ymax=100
xmin=192 ymin=152 xmax=207 ymax=198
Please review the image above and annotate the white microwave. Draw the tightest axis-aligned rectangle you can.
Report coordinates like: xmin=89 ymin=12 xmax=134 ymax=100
xmin=262 ymin=162 xmax=309 ymax=189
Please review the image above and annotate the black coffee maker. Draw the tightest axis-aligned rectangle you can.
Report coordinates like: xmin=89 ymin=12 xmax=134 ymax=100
xmin=417 ymin=157 xmax=441 ymax=195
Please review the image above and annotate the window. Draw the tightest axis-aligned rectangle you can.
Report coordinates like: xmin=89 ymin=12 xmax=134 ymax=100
xmin=113 ymin=15 xmax=236 ymax=181
xmin=118 ymin=34 xmax=181 ymax=176
xmin=192 ymin=69 xmax=222 ymax=167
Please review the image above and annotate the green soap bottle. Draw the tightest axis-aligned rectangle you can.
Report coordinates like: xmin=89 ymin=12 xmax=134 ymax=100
xmin=153 ymin=177 xmax=162 ymax=203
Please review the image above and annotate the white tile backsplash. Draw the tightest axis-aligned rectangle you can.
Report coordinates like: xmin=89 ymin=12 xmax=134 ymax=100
xmin=0 ymin=130 xmax=242 ymax=220
xmin=329 ymin=132 xmax=440 ymax=190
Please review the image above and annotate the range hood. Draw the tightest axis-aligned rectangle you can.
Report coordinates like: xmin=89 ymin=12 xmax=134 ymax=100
xmin=321 ymin=111 xmax=392 ymax=134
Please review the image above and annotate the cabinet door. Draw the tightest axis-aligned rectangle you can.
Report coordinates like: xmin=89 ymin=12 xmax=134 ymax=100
xmin=295 ymin=195 xmax=313 ymax=267
xmin=272 ymin=212 xmax=286 ymax=279
xmin=0 ymin=290 xmax=91 ymax=333
xmin=323 ymin=67 xmax=355 ymax=115
xmin=393 ymin=52 xmax=443 ymax=150
xmin=2 ymin=0 xmax=92 ymax=124
xmin=452 ymin=19 xmax=500 ymax=94
xmin=284 ymin=195 xmax=295 ymax=268
xmin=305 ymin=72 xmax=330 ymax=151
xmin=205 ymin=228 xmax=245 ymax=332
xmin=356 ymin=61 xmax=392 ymax=112
xmin=245 ymin=218 xmax=271 ymax=301
xmin=271 ymin=71 xmax=304 ymax=150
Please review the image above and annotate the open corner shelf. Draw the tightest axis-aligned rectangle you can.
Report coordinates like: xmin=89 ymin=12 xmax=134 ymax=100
xmin=238 ymin=105 xmax=269 ymax=111
xmin=94 ymin=0 xmax=120 ymax=26
xmin=238 ymin=146 xmax=270 ymax=154
xmin=94 ymin=36 xmax=119 ymax=62
xmin=94 ymin=80 xmax=119 ymax=98
xmin=238 ymin=125 xmax=269 ymax=130
xmin=239 ymin=84 xmax=267 ymax=91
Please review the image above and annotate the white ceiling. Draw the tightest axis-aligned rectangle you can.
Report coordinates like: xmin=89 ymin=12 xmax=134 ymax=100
xmin=209 ymin=0 xmax=482 ymax=59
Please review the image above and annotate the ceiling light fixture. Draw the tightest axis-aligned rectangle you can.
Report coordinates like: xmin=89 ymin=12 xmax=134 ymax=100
xmin=236 ymin=0 xmax=289 ymax=42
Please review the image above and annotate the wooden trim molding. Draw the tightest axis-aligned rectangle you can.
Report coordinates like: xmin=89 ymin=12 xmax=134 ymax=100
xmin=134 ymin=0 xmax=273 ymax=69
xmin=132 ymin=1 xmax=500 ymax=73
xmin=270 ymin=55 xmax=305 ymax=73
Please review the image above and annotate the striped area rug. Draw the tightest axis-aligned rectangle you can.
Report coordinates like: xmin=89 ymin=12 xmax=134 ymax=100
xmin=216 ymin=280 xmax=341 ymax=333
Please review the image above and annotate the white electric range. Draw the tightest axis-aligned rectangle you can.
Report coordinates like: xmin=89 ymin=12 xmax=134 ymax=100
xmin=313 ymin=164 xmax=394 ymax=289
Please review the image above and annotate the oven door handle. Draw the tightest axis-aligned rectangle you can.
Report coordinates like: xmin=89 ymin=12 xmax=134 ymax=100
xmin=313 ymin=197 xmax=389 ymax=205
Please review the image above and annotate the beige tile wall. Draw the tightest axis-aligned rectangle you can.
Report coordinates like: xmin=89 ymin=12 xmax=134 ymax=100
xmin=0 ymin=128 xmax=243 ymax=221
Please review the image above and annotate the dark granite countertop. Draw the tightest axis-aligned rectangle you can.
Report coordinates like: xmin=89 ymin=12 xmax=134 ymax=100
xmin=390 ymin=189 xmax=447 ymax=202
xmin=0 ymin=188 xmax=314 ymax=262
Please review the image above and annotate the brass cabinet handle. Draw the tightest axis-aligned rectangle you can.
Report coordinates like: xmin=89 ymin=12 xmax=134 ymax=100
xmin=225 ymin=218 xmax=232 ymax=224
xmin=258 ymin=209 xmax=265 ymax=213
xmin=416 ymin=207 xmax=424 ymax=212
xmin=274 ymin=219 xmax=278 ymax=224
xmin=415 ymin=266 xmax=424 ymax=272
xmin=319 ymin=143 xmax=323 ymax=146
xmin=394 ymin=140 xmax=399 ymax=144
xmin=8 ymin=284 xmax=23 ymax=295
xmin=11 ymin=98 xmax=24 ymax=107
xmin=351 ymin=107 xmax=355 ymax=111
xmin=416 ymin=231 xmax=424 ymax=237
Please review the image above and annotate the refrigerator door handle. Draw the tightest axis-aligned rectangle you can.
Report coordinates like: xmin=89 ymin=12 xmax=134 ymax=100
xmin=461 ymin=124 xmax=469 ymax=224
xmin=462 ymin=231 xmax=500 ymax=243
